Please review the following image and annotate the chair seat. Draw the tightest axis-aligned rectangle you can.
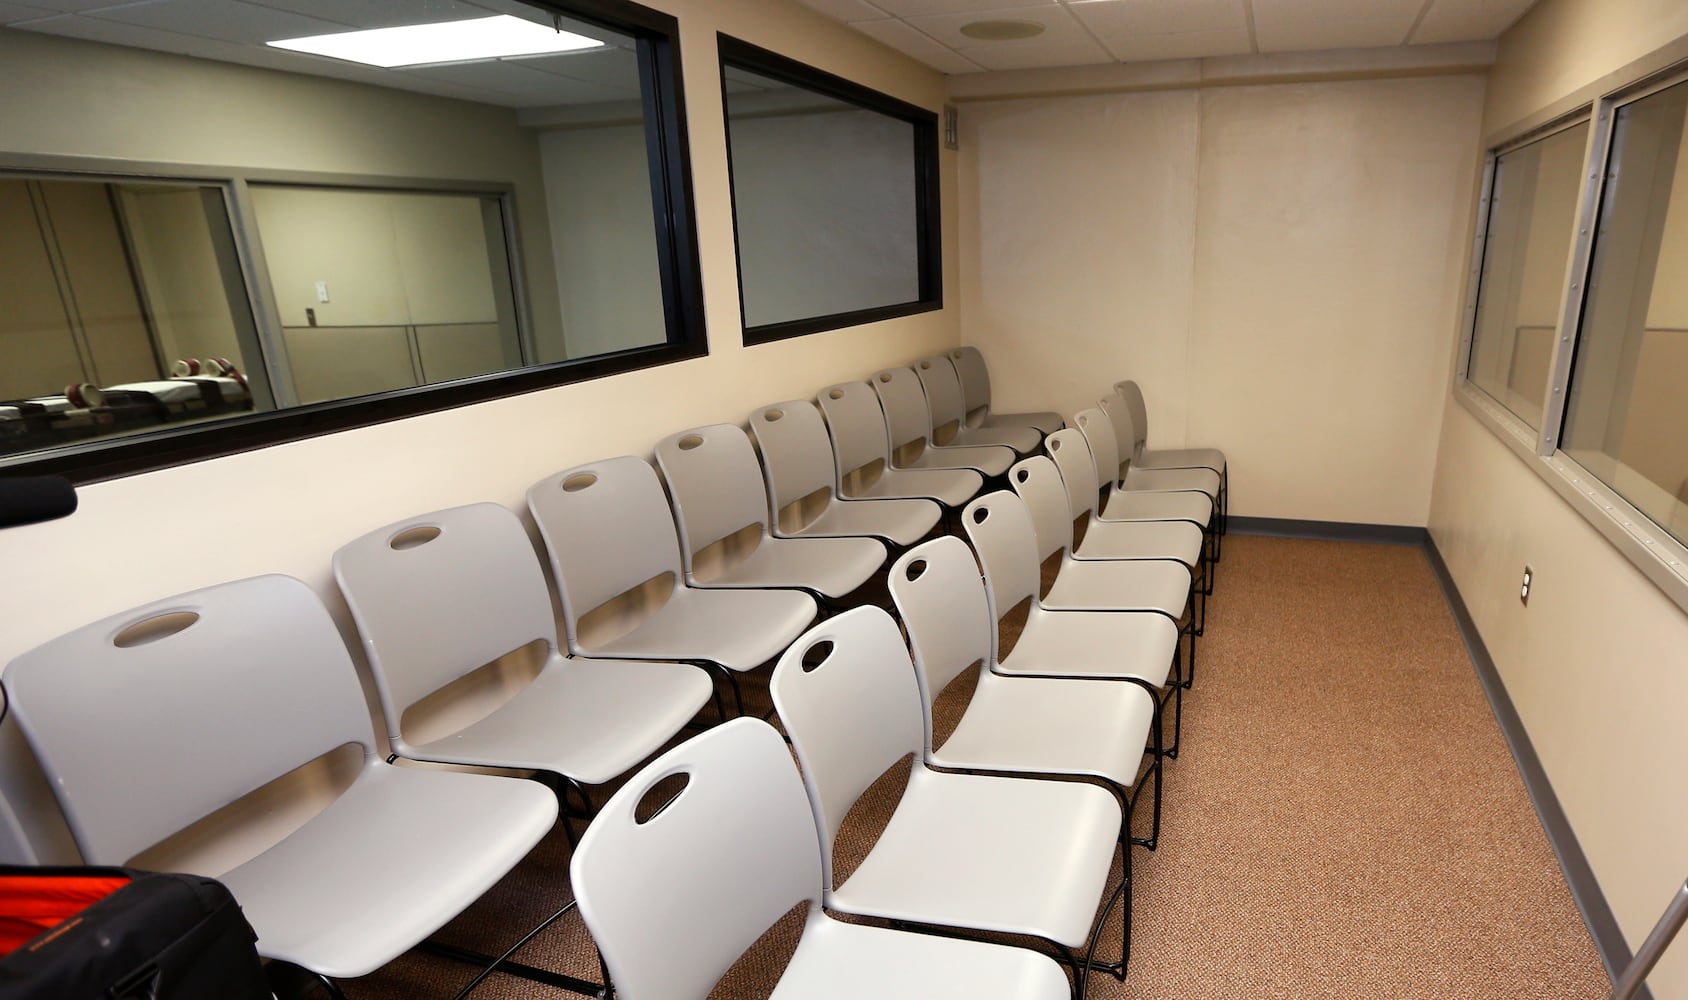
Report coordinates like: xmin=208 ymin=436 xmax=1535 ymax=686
xmin=831 ymin=766 xmax=1119 ymax=949
xmin=1073 ymin=518 xmax=1206 ymax=568
xmin=1043 ymin=556 xmax=1191 ymax=618
xmin=694 ymin=535 xmax=885 ymax=598
xmin=576 ymin=586 xmax=816 ymax=671
xmin=1099 ymin=488 xmax=1214 ymax=525
xmin=845 ymin=466 xmax=981 ymax=508
xmin=220 ymin=762 xmax=556 ymax=979
xmin=775 ymin=909 xmax=1070 ymax=1000
xmin=404 ymin=656 xmax=713 ymax=786
xmin=897 ymin=443 xmax=1014 ymax=478
xmin=948 ymin=423 xmax=1041 ymax=455
xmin=1000 ymin=607 xmax=1179 ymax=687
xmin=976 ymin=410 xmax=1063 ymax=435
xmin=780 ymin=496 xmax=941 ymax=547
xmin=1136 ymin=446 xmax=1225 ymax=473
xmin=932 ymin=673 xmax=1153 ymax=789
xmin=1119 ymin=466 xmax=1220 ymax=499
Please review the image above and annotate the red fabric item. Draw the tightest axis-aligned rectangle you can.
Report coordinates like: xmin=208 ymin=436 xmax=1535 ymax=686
xmin=0 ymin=873 xmax=131 ymax=956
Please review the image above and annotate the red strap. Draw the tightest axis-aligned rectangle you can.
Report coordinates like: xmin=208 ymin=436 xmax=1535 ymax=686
xmin=0 ymin=873 xmax=131 ymax=955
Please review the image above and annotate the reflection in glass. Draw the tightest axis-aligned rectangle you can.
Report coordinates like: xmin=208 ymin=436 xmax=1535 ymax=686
xmin=0 ymin=178 xmax=260 ymax=459
xmin=723 ymin=66 xmax=921 ymax=330
xmin=1563 ymin=80 xmax=1688 ymax=544
xmin=0 ymin=0 xmax=687 ymax=470
xmin=1467 ymin=122 xmax=1589 ymax=429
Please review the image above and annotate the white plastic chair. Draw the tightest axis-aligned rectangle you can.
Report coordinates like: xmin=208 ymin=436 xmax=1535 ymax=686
xmin=654 ymin=424 xmax=885 ymax=601
xmin=332 ymin=502 xmax=715 ymax=805
xmin=571 ymin=717 xmax=1070 ymax=1000
xmin=1113 ymin=379 xmax=1229 ymax=544
xmin=816 ymin=381 xmax=982 ymax=509
xmin=1098 ymin=394 xmax=1221 ymax=503
xmin=914 ymin=354 xmax=1041 ymax=455
xmin=771 ymin=606 xmax=1132 ymax=994
xmin=872 ymin=366 xmax=1016 ymax=478
xmin=749 ymin=399 xmax=941 ymax=547
xmin=3 ymin=574 xmax=558 ymax=995
xmin=887 ymin=535 xmax=1161 ymax=847
xmin=527 ymin=456 xmax=818 ymax=716
xmin=1074 ymin=408 xmax=1217 ymax=600
xmin=949 ymin=345 xmax=1063 ymax=435
xmin=961 ymin=491 xmax=1182 ymax=846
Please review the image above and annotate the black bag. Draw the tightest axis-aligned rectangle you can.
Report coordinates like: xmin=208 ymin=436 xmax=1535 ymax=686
xmin=0 ymin=866 xmax=271 ymax=1000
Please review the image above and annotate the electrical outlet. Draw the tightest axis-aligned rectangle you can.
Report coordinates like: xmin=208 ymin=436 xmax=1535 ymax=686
xmin=1520 ymin=566 xmax=1533 ymax=605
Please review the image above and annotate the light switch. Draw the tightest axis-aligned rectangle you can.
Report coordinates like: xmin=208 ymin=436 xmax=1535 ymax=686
xmin=315 ymin=281 xmax=330 ymax=303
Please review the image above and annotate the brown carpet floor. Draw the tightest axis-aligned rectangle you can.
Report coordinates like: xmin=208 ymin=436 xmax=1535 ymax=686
xmin=345 ymin=535 xmax=1609 ymax=999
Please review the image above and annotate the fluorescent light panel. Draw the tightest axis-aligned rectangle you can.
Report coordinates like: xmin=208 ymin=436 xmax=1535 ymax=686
xmin=268 ymin=15 xmax=604 ymax=69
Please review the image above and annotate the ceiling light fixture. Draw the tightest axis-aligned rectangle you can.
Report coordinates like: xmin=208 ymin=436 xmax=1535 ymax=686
xmin=958 ymin=20 xmax=1046 ymax=42
xmin=268 ymin=15 xmax=604 ymax=69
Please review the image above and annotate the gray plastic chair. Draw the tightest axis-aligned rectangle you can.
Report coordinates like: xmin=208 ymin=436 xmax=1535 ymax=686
xmin=654 ymin=424 xmax=885 ymax=601
xmin=872 ymin=366 xmax=1015 ymax=478
xmin=749 ymin=399 xmax=941 ymax=547
xmin=1113 ymin=380 xmax=1229 ymax=540
xmin=961 ymin=491 xmax=1182 ymax=843
xmin=771 ymin=606 xmax=1133 ymax=994
xmin=333 ymin=502 xmax=715 ymax=799
xmin=888 ymin=536 xmax=1161 ymax=848
xmin=571 ymin=717 xmax=1070 ymax=1000
xmin=3 ymin=574 xmax=557 ymax=990
xmin=914 ymin=354 xmax=1041 ymax=455
xmin=949 ymin=345 xmax=1063 ymax=435
xmin=1097 ymin=394 xmax=1221 ymax=502
xmin=527 ymin=456 xmax=818 ymax=716
xmin=816 ymin=381 xmax=982 ymax=509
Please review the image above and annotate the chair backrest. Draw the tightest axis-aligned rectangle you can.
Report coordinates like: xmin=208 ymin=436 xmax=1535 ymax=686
xmin=1007 ymin=455 xmax=1075 ymax=564
xmin=1098 ymin=394 xmax=1137 ymax=480
xmin=815 ymin=381 xmax=892 ymax=478
xmin=769 ymin=606 xmax=924 ymax=889
xmin=887 ymin=536 xmax=995 ymax=752
xmin=4 ymin=574 xmax=375 ymax=866
xmin=960 ymin=490 xmax=1043 ymax=623
xmin=869 ymin=366 xmax=935 ymax=452
xmin=748 ymin=400 xmax=839 ymax=514
xmin=571 ymin=718 xmax=823 ymax=1000
xmin=1073 ymin=407 xmax=1125 ymax=491
xmin=333 ymin=502 xmax=560 ymax=748
xmin=913 ymin=355 xmax=968 ymax=432
xmin=654 ymin=424 xmax=769 ymax=563
xmin=528 ymin=456 xmax=683 ymax=639
xmin=1115 ymin=380 xmax=1151 ymax=456
xmin=949 ymin=345 xmax=993 ymax=416
xmin=1046 ymin=427 xmax=1103 ymax=521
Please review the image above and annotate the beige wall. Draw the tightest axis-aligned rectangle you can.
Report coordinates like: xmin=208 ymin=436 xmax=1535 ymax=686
xmin=959 ymin=67 xmax=1485 ymax=524
xmin=0 ymin=1 xmax=956 ymax=863
xmin=1431 ymin=0 xmax=1688 ymax=995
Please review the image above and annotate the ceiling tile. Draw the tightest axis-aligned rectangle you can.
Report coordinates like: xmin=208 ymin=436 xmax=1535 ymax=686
xmin=874 ymin=0 xmax=1057 ymax=17
xmin=506 ymin=46 xmax=640 ymax=89
xmin=0 ymin=2 xmax=55 ymax=23
xmin=252 ymin=0 xmax=489 ymax=29
xmin=400 ymin=57 xmax=616 ymax=105
xmin=1103 ymin=27 xmax=1254 ymax=61
xmin=1250 ymin=0 xmax=1423 ymax=27
xmin=794 ymin=0 xmax=891 ymax=21
xmin=1068 ymin=0 xmax=1246 ymax=38
xmin=1411 ymin=0 xmax=1535 ymax=44
xmin=87 ymin=0 xmax=353 ymax=45
xmin=13 ymin=12 xmax=241 ymax=57
xmin=851 ymin=17 xmax=985 ymax=74
xmin=1254 ymin=16 xmax=1415 ymax=52
xmin=955 ymin=34 xmax=1114 ymax=70
xmin=6 ymin=0 xmax=133 ymax=10
xmin=904 ymin=3 xmax=1086 ymax=49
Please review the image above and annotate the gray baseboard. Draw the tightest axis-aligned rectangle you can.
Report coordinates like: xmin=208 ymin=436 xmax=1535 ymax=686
xmin=1421 ymin=538 xmax=1640 ymax=997
xmin=1227 ymin=515 xmax=1429 ymax=546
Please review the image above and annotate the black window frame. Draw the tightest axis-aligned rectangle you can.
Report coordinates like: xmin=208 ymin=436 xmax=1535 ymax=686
xmin=3 ymin=0 xmax=706 ymax=486
xmin=716 ymin=34 xmax=943 ymax=347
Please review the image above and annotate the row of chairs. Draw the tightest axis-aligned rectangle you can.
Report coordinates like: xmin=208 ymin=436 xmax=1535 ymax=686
xmin=0 ymin=347 xmax=1228 ymax=999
